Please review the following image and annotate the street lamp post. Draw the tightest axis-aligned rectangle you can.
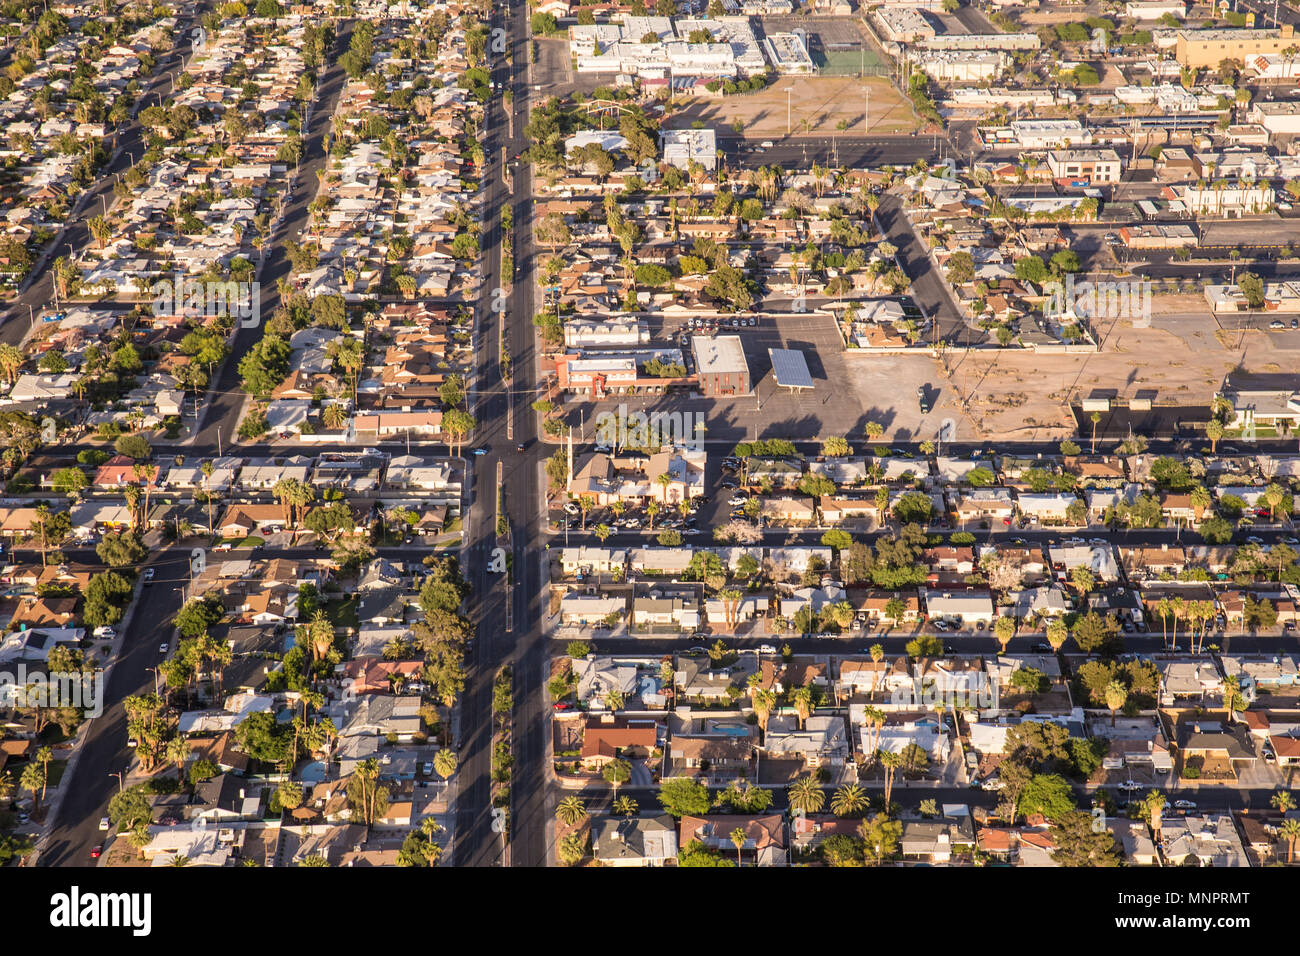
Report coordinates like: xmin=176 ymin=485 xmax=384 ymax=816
xmin=110 ymin=771 xmax=125 ymax=794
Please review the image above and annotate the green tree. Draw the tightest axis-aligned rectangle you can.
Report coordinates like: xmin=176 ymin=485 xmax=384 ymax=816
xmin=657 ymin=777 xmax=711 ymax=818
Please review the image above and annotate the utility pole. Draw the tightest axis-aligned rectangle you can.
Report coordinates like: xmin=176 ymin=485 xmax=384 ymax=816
xmin=787 ymin=86 xmax=793 ymax=137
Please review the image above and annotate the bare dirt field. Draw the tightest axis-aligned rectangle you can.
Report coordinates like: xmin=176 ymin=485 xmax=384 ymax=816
xmin=940 ymin=302 xmax=1279 ymax=441
xmin=672 ymin=75 xmax=919 ymax=137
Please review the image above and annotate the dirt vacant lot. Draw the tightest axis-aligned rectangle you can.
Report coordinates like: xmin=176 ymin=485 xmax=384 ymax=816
xmin=940 ymin=302 xmax=1281 ymax=441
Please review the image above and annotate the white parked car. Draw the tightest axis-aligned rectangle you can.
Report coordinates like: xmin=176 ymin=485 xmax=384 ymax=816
xmin=93 ymin=626 xmax=116 ymax=639
xmin=758 ymin=644 xmax=777 ymax=655
xmin=1173 ymin=800 xmax=1197 ymax=810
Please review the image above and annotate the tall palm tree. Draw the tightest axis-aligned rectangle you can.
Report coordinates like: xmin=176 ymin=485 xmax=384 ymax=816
xmin=1170 ymin=597 xmax=1187 ymax=652
xmin=752 ymin=688 xmax=775 ymax=735
xmin=1280 ymin=819 xmax=1300 ymax=864
xmin=613 ymin=795 xmax=638 ymax=818
xmin=861 ymin=706 xmax=885 ymax=755
xmin=878 ymin=750 xmax=902 ymax=810
xmin=792 ymin=686 xmax=814 ymax=729
xmin=1155 ymin=598 xmax=1172 ymax=650
xmin=1104 ymin=681 xmax=1127 ymax=727
xmin=1271 ymin=790 xmax=1295 ymax=815
xmin=200 ymin=461 xmax=216 ymax=539
xmin=729 ymin=826 xmax=746 ymax=866
xmin=787 ymin=775 xmax=825 ymax=815
xmin=1144 ymin=789 xmax=1166 ymax=844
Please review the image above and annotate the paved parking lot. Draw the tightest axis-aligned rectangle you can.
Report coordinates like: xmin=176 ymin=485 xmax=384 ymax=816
xmin=557 ymin=313 xmax=957 ymax=445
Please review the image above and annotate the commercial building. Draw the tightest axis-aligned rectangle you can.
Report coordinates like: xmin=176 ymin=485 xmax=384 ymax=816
xmin=660 ymin=128 xmax=718 ymax=172
xmin=1175 ymin=25 xmax=1296 ymax=69
xmin=763 ymin=32 xmax=815 ymax=74
xmin=1009 ymin=119 xmax=1092 ymax=148
xmin=1045 ymin=148 xmax=1123 ymax=183
xmin=918 ymin=50 xmax=1009 ymax=83
xmin=874 ymin=6 xmax=935 ymax=43
xmin=1248 ymin=100 xmax=1300 ymax=135
xmin=920 ymin=32 xmax=1041 ymax=51
xmin=692 ymin=335 xmax=750 ymax=397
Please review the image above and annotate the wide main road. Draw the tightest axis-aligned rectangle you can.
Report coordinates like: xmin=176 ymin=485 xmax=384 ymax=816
xmin=454 ymin=0 xmax=548 ymax=867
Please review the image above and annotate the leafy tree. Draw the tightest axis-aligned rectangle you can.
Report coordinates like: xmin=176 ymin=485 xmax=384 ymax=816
xmin=176 ymin=596 xmax=224 ymax=637
xmin=1018 ymin=773 xmax=1076 ymax=821
xmin=1050 ymin=810 xmax=1123 ymax=866
xmin=96 ymin=531 xmax=146 ymax=568
xmin=658 ymin=777 xmax=711 ymax=818
xmin=821 ymin=834 xmax=865 ymax=866
xmin=678 ymin=839 xmax=735 ymax=866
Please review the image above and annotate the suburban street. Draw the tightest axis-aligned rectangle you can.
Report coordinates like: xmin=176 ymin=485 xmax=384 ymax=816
xmin=30 ymin=21 xmax=357 ymax=867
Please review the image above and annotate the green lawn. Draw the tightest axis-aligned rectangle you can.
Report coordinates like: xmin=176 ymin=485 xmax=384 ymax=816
xmin=324 ymin=596 xmax=359 ymax=631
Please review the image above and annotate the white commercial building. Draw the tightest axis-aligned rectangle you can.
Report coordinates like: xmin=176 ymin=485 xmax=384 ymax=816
xmin=763 ymin=32 xmax=815 ymax=73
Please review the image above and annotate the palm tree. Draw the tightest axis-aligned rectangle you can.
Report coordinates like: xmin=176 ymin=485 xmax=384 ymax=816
xmin=791 ymin=686 xmax=814 ymax=729
xmin=20 ymin=763 xmax=43 ymax=816
xmin=1265 ymin=483 xmax=1287 ymax=522
xmin=878 ymin=750 xmax=902 ymax=809
xmin=729 ymin=826 xmax=746 ymax=865
xmin=993 ymin=615 xmax=1015 ymax=654
xmin=787 ymin=775 xmax=825 ymax=815
xmin=1144 ymin=789 xmax=1166 ymax=844
xmin=646 ymin=500 xmax=660 ymax=531
xmin=1155 ymin=598 xmax=1172 ymax=650
xmin=1089 ymin=410 xmax=1101 ymax=453
xmin=556 ymin=796 xmax=588 ymax=827
xmin=1104 ymin=680 xmax=1127 ymax=727
xmin=1046 ymin=619 xmax=1068 ymax=653
xmin=719 ymin=588 xmax=742 ymax=630
xmin=0 ymin=343 xmax=23 ymax=385
xmin=752 ymin=688 xmax=776 ymax=734
xmin=165 ymin=735 xmax=189 ymax=782
xmin=1205 ymin=420 xmax=1224 ymax=454
xmin=1280 ymin=819 xmax=1300 ymax=864
xmin=594 ymin=523 xmax=612 ymax=543
xmin=1223 ymin=675 xmax=1239 ymax=722
xmin=434 ymin=749 xmax=458 ymax=781
xmin=655 ymin=472 xmax=673 ymax=502
xmin=861 ymin=706 xmax=885 ymax=755
xmin=830 ymin=783 xmax=868 ymax=818
xmin=1271 ymin=790 xmax=1295 ymax=814
xmin=613 ymin=795 xmax=638 ymax=817
xmin=200 ymin=460 xmax=216 ymax=538
xmin=35 ymin=746 xmax=53 ymax=801
xmin=1170 ymin=597 xmax=1187 ymax=652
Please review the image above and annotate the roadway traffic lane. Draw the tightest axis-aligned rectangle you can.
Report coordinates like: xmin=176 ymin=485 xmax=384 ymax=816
xmin=39 ymin=548 xmax=192 ymax=867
